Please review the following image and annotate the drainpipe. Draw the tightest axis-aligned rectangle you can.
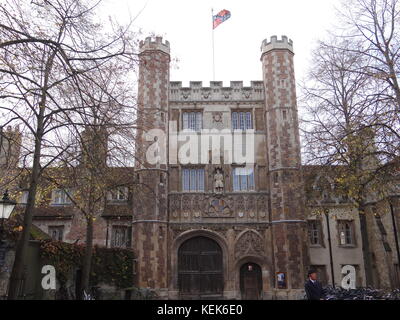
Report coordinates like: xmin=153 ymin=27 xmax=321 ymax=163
xmin=389 ymin=199 xmax=400 ymax=277
xmin=105 ymin=219 xmax=109 ymax=248
xmin=324 ymin=208 xmax=336 ymax=288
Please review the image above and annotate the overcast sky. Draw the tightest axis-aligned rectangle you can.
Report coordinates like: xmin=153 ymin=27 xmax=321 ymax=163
xmin=102 ymin=0 xmax=340 ymax=86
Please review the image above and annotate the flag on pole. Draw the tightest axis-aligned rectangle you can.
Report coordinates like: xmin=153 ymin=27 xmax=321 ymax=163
xmin=213 ymin=9 xmax=231 ymax=29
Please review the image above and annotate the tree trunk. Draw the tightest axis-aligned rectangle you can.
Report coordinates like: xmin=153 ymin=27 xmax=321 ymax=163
xmin=359 ymin=205 xmax=374 ymax=287
xmin=80 ymin=216 xmax=94 ymax=299
xmin=7 ymin=135 xmax=42 ymax=299
xmin=7 ymin=50 xmax=55 ymax=300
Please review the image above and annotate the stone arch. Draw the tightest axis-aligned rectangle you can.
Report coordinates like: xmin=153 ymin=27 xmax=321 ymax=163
xmin=234 ymin=229 xmax=265 ymax=259
xmin=234 ymin=255 xmax=270 ymax=300
xmin=170 ymin=229 xmax=229 ymax=293
xmin=239 ymin=261 xmax=263 ymax=300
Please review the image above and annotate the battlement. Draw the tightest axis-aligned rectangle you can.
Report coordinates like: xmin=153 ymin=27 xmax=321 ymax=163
xmin=1 ymin=125 xmax=20 ymax=135
xmin=139 ymin=36 xmax=170 ymax=55
xmin=169 ymin=81 xmax=264 ymax=102
xmin=261 ymin=35 xmax=294 ymax=54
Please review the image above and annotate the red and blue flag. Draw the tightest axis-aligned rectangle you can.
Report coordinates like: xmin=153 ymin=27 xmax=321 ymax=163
xmin=213 ymin=9 xmax=231 ymax=29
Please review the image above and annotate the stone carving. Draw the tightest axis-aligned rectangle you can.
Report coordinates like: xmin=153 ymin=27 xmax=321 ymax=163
xmin=170 ymin=195 xmax=181 ymax=218
xmin=246 ymin=196 xmax=256 ymax=218
xmin=181 ymin=195 xmax=191 ymax=217
xmin=212 ymin=112 xmax=223 ymax=123
xmin=242 ymin=89 xmax=251 ymax=99
xmin=206 ymin=198 xmax=232 ymax=217
xmin=235 ymin=230 xmax=264 ymax=258
xmin=214 ymin=167 xmax=224 ymax=194
xmin=168 ymin=193 xmax=268 ymax=220
xmin=192 ymin=195 xmax=204 ymax=218
xmin=257 ymin=195 xmax=267 ymax=218
xmin=236 ymin=195 xmax=245 ymax=215
xmin=181 ymin=89 xmax=191 ymax=100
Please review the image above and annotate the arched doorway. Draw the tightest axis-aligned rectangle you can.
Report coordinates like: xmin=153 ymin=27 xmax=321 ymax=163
xmin=240 ymin=263 xmax=262 ymax=300
xmin=178 ymin=236 xmax=223 ymax=298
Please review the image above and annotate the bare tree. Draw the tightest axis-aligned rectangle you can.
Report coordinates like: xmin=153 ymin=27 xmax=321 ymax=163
xmin=302 ymin=0 xmax=400 ymax=286
xmin=334 ymin=0 xmax=400 ymax=159
xmin=0 ymin=0 xmax=138 ymax=299
xmin=301 ymin=38 xmax=396 ymax=286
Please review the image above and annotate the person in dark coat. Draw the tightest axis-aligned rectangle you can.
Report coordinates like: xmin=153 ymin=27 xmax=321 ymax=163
xmin=305 ymin=269 xmax=326 ymax=300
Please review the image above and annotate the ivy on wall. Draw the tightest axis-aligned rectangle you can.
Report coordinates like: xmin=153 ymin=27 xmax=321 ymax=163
xmin=39 ymin=240 xmax=134 ymax=289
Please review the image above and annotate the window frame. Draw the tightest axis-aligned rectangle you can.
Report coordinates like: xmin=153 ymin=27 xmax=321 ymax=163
xmin=182 ymin=111 xmax=203 ymax=132
xmin=108 ymin=186 xmax=129 ymax=202
xmin=337 ymin=220 xmax=356 ymax=247
xmin=182 ymin=167 xmax=205 ymax=192
xmin=52 ymin=189 xmax=73 ymax=206
xmin=48 ymin=225 xmax=64 ymax=241
xmin=111 ymin=225 xmax=132 ymax=248
xmin=231 ymin=111 xmax=253 ymax=131
xmin=232 ymin=166 xmax=255 ymax=192
xmin=308 ymin=219 xmax=324 ymax=247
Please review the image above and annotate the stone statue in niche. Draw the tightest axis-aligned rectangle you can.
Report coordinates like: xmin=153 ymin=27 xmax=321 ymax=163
xmin=214 ymin=167 xmax=224 ymax=194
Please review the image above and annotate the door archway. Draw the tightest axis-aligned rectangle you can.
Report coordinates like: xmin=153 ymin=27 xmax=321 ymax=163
xmin=178 ymin=236 xmax=223 ymax=297
xmin=240 ymin=263 xmax=262 ymax=300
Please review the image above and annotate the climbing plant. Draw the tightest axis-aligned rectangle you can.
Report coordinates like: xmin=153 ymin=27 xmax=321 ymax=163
xmin=39 ymin=240 xmax=134 ymax=289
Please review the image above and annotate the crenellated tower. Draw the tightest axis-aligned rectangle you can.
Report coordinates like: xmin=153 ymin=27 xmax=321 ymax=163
xmin=133 ymin=37 xmax=170 ymax=295
xmin=0 ymin=125 xmax=21 ymax=169
xmin=261 ymin=36 xmax=309 ymax=293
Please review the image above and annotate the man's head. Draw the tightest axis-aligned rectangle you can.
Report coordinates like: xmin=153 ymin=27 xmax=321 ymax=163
xmin=308 ymin=269 xmax=318 ymax=280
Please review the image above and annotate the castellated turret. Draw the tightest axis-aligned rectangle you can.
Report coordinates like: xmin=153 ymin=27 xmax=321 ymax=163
xmin=136 ymin=36 xmax=170 ymax=169
xmin=261 ymin=35 xmax=294 ymax=54
xmin=261 ymin=35 xmax=309 ymax=292
xmin=133 ymin=36 xmax=170 ymax=296
xmin=139 ymin=36 xmax=170 ymax=55
xmin=0 ymin=125 xmax=21 ymax=169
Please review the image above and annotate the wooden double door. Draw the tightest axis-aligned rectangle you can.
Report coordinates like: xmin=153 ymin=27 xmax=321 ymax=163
xmin=178 ymin=236 xmax=223 ymax=298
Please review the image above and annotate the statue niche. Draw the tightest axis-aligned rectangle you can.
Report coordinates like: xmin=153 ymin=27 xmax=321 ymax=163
xmin=214 ymin=167 xmax=224 ymax=194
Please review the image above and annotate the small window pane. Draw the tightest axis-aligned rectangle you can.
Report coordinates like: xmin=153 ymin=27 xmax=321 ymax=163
xmin=233 ymin=167 xmax=254 ymax=191
xmin=197 ymin=169 xmax=205 ymax=191
xmin=183 ymin=169 xmax=190 ymax=191
xmin=248 ymin=168 xmax=255 ymax=190
xmin=246 ymin=112 xmax=253 ymax=129
xmin=49 ymin=226 xmax=64 ymax=241
xmin=233 ymin=169 xmax=240 ymax=191
xmin=232 ymin=112 xmax=238 ymax=130
xmin=111 ymin=226 xmax=131 ymax=248
xmin=183 ymin=113 xmax=189 ymax=130
xmin=182 ymin=168 xmax=205 ymax=192
xmin=183 ymin=112 xmax=202 ymax=132
xmin=239 ymin=112 xmax=245 ymax=130
xmin=232 ymin=112 xmax=253 ymax=130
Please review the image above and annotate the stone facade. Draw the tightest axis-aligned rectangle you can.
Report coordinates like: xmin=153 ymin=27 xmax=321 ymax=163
xmin=1 ymin=35 xmax=399 ymax=300
xmin=133 ymin=35 xmax=309 ymax=299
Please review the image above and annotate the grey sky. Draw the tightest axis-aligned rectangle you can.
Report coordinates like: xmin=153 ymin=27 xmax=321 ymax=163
xmin=103 ymin=0 xmax=340 ymax=86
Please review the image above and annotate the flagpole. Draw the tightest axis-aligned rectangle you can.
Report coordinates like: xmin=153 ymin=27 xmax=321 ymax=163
xmin=212 ymin=8 xmax=215 ymax=81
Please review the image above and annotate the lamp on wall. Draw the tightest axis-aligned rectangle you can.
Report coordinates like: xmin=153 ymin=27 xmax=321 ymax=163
xmin=0 ymin=190 xmax=16 ymax=243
